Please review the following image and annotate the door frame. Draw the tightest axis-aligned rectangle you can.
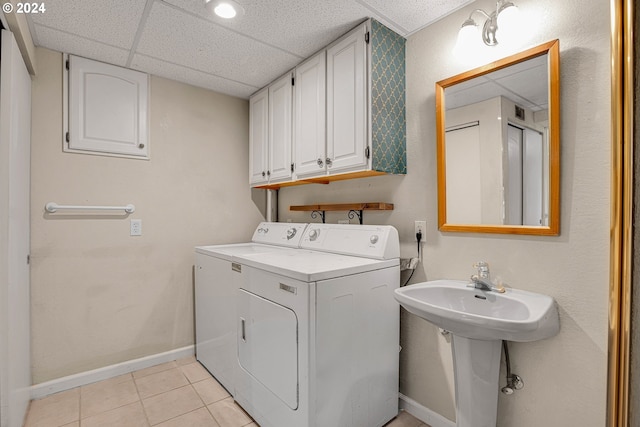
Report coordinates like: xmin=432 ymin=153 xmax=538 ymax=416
xmin=0 ymin=28 xmax=32 ymax=427
xmin=608 ymin=0 xmax=634 ymax=425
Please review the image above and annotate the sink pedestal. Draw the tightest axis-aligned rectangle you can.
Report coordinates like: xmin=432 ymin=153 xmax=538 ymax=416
xmin=451 ymin=335 xmax=502 ymax=427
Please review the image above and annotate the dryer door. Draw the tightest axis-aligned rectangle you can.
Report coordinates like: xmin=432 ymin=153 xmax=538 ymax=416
xmin=237 ymin=289 xmax=299 ymax=409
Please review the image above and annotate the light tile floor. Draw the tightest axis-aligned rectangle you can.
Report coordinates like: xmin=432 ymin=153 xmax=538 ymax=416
xmin=24 ymin=356 xmax=430 ymax=427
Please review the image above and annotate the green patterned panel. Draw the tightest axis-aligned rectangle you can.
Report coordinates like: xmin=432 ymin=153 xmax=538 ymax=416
xmin=370 ymin=19 xmax=407 ymax=174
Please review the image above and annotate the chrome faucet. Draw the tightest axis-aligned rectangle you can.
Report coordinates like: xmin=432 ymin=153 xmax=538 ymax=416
xmin=470 ymin=262 xmax=505 ymax=293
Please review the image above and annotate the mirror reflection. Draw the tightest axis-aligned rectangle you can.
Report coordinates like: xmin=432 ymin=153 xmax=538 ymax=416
xmin=436 ymin=40 xmax=560 ymax=235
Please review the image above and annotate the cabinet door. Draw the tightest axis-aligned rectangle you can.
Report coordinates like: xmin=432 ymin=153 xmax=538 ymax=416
xmin=268 ymin=73 xmax=293 ymax=183
xmin=326 ymin=24 xmax=368 ymax=174
xmin=249 ymin=88 xmax=269 ymax=185
xmin=294 ymin=52 xmax=326 ymax=178
xmin=69 ymin=55 xmax=149 ymax=158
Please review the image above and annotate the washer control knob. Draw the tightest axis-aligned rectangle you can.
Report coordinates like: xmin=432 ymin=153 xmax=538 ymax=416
xmin=309 ymin=229 xmax=319 ymax=241
xmin=286 ymin=228 xmax=297 ymax=240
xmin=370 ymin=235 xmax=379 ymax=244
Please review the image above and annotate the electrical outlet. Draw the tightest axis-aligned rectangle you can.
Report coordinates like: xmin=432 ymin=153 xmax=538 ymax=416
xmin=415 ymin=221 xmax=426 ymax=241
xmin=400 ymin=257 xmax=420 ymax=270
xmin=130 ymin=219 xmax=142 ymax=236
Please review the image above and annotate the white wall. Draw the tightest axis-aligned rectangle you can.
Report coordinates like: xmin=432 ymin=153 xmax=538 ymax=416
xmin=29 ymin=47 xmax=263 ymax=383
xmin=446 ymin=97 xmax=503 ymax=224
xmin=279 ymin=0 xmax=611 ymax=425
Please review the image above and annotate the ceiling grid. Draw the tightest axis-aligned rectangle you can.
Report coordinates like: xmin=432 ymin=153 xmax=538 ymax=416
xmin=28 ymin=0 xmax=475 ymax=98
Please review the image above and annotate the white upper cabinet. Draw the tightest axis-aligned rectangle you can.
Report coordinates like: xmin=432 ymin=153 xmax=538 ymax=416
xmin=249 ymin=87 xmax=269 ymax=185
xmin=250 ymin=19 xmax=406 ymax=188
xmin=326 ymin=24 xmax=368 ymax=175
xmin=68 ymin=55 xmax=149 ymax=159
xmin=249 ymin=72 xmax=293 ymax=186
xmin=268 ymin=73 xmax=294 ymax=183
xmin=294 ymin=51 xmax=326 ymax=179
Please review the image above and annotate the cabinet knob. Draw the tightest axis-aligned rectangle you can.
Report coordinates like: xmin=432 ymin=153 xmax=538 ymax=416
xmin=267 ymin=170 xmax=271 ymax=176
xmin=317 ymin=158 xmax=324 ymax=168
xmin=262 ymin=171 xmax=266 ymax=177
xmin=326 ymin=157 xmax=333 ymax=167
xmin=138 ymin=143 xmax=145 ymax=149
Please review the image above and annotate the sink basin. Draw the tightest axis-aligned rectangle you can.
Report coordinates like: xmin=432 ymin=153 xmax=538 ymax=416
xmin=394 ymin=279 xmax=559 ymax=342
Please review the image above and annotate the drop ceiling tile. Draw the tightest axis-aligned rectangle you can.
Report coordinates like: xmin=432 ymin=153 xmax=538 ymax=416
xmin=496 ymin=66 xmax=548 ymax=108
xmin=136 ymin=2 xmax=301 ymax=88
xmin=164 ymin=0 xmax=373 ymax=57
xmin=490 ymin=55 xmax=547 ymax=79
xmin=131 ymin=54 xmax=258 ymax=98
xmin=446 ymin=80 xmax=499 ymax=110
xmin=359 ymin=0 xmax=475 ymax=34
xmin=33 ymin=24 xmax=130 ymax=66
xmin=30 ymin=0 xmax=146 ymax=49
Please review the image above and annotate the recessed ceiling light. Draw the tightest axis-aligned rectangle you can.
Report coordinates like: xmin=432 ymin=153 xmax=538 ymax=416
xmin=215 ymin=3 xmax=236 ymax=18
xmin=205 ymin=0 xmax=245 ymax=19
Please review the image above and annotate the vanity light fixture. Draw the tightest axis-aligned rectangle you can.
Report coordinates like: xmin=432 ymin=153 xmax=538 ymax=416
xmin=205 ymin=0 xmax=244 ymax=19
xmin=454 ymin=0 xmax=519 ymax=54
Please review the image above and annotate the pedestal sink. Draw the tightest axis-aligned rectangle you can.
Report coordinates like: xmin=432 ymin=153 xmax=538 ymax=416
xmin=394 ymin=280 xmax=559 ymax=427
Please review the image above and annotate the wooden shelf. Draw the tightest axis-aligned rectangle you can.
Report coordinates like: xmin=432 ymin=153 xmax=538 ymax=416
xmin=253 ymin=170 xmax=389 ymax=190
xmin=289 ymin=202 xmax=393 ymax=224
xmin=290 ymin=203 xmax=393 ymax=212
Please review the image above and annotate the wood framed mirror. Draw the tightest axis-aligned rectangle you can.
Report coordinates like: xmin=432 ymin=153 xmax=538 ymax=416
xmin=436 ymin=40 xmax=560 ymax=235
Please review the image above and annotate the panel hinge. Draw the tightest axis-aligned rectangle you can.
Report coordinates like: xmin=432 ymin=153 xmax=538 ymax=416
xmin=365 ymin=146 xmax=371 ymax=159
xmin=66 ymin=59 xmax=69 ymax=70
xmin=65 ymin=132 xmax=70 ymax=143
xmin=365 ymin=31 xmax=370 ymax=44
xmin=291 ymin=76 xmax=295 ymax=86
xmin=26 ymin=254 xmax=30 ymax=265
xmin=291 ymin=163 xmax=294 ymax=173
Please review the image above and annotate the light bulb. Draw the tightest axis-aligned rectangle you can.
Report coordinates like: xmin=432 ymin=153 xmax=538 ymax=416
xmin=205 ymin=0 xmax=244 ymax=19
xmin=454 ymin=19 xmax=481 ymax=60
xmin=496 ymin=3 xmax=519 ymax=42
xmin=214 ymin=2 xmax=237 ymax=18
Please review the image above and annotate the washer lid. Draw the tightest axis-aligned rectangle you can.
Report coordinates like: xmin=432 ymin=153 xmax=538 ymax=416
xmin=195 ymin=243 xmax=288 ymax=261
xmin=235 ymin=249 xmax=399 ymax=282
xmin=195 ymin=222 xmax=308 ymax=261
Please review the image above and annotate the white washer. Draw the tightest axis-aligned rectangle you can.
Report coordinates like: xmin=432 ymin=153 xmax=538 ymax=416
xmin=194 ymin=222 xmax=307 ymax=394
xmin=232 ymin=223 xmax=400 ymax=427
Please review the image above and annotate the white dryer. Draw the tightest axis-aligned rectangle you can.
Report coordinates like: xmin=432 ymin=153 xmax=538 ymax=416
xmin=194 ymin=222 xmax=307 ymax=394
xmin=232 ymin=223 xmax=400 ymax=427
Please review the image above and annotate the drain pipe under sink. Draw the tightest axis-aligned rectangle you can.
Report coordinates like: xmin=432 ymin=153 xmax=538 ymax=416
xmin=501 ymin=341 xmax=524 ymax=394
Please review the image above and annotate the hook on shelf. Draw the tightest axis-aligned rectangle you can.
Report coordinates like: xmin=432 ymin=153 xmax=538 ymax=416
xmin=348 ymin=210 xmax=364 ymax=224
xmin=310 ymin=210 xmax=326 ymax=223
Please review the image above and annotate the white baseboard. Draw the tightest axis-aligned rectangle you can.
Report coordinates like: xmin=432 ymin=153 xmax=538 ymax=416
xmin=399 ymin=393 xmax=456 ymax=427
xmin=30 ymin=345 xmax=195 ymax=400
